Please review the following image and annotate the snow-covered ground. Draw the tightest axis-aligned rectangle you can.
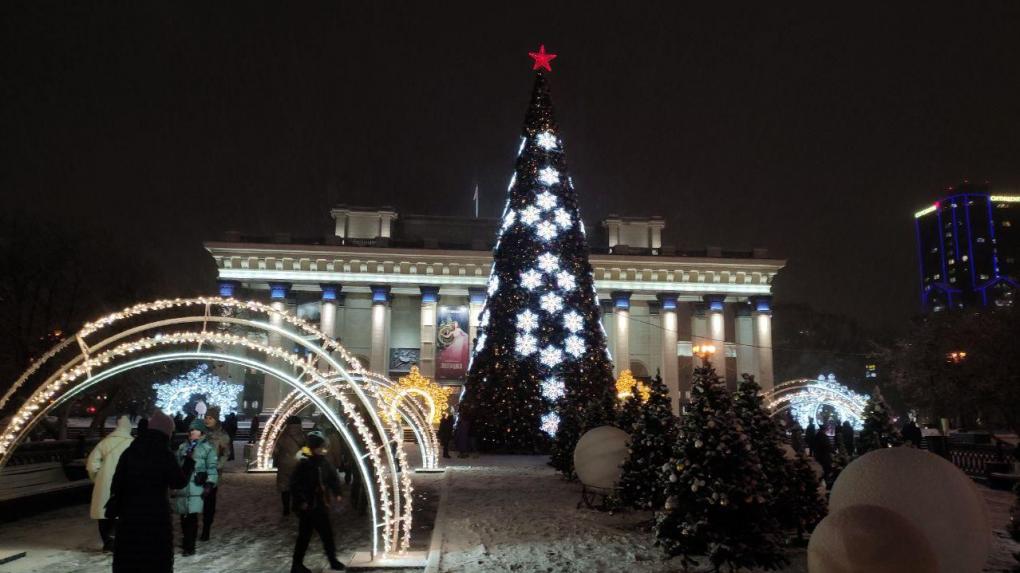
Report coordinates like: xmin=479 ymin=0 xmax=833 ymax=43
xmin=434 ymin=455 xmax=1020 ymax=573
xmin=1 ymin=449 xmax=1017 ymax=572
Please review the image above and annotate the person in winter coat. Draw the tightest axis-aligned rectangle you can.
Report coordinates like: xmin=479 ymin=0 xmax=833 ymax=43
xmin=201 ymin=406 xmax=231 ymax=541
xmin=453 ymin=414 xmax=472 ymax=458
xmin=275 ymin=416 xmax=306 ymax=516
xmin=86 ymin=415 xmax=134 ymax=551
xmin=172 ymin=419 xmax=219 ymax=556
xmin=290 ymin=431 xmax=345 ymax=573
xmin=223 ymin=413 xmax=238 ymax=460
xmin=902 ymin=420 xmax=923 ymax=448
xmin=840 ymin=420 xmax=855 ymax=455
xmin=805 ymin=418 xmax=818 ymax=455
xmin=811 ymin=429 xmax=832 ymax=481
xmin=109 ymin=411 xmax=195 ymax=573
xmin=437 ymin=411 xmax=454 ymax=459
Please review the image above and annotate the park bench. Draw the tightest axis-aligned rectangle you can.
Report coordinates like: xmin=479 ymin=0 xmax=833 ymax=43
xmin=0 ymin=461 xmax=91 ymax=504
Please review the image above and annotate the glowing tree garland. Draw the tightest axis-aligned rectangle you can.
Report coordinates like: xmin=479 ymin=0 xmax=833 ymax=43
xmin=0 ymin=297 xmax=412 ymax=557
xmin=153 ymin=364 xmax=243 ymax=415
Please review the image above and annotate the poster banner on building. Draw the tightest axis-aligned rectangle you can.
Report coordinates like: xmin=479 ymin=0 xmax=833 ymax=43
xmin=436 ymin=306 xmax=470 ymax=380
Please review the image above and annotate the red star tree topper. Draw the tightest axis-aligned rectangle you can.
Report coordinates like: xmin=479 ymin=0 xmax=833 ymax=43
xmin=528 ymin=44 xmax=557 ymax=72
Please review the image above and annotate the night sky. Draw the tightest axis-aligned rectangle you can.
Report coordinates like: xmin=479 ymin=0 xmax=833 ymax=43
xmin=4 ymin=3 xmax=1020 ymax=331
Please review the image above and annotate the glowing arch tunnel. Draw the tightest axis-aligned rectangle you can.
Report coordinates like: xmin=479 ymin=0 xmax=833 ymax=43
xmin=764 ymin=374 xmax=870 ymax=430
xmin=0 ymin=297 xmax=413 ymax=557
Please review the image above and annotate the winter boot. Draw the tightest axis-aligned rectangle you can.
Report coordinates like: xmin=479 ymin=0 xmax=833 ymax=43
xmin=328 ymin=559 xmax=346 ymax=571
xmin=199 ymin=526 xmax=210 ymax=541
xmin=290 ymin=564 xmax=312 ymax=573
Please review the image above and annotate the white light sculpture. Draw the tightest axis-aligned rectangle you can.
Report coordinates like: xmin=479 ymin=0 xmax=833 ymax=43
xmin=520 ymin=205 xmax=541 ymax=225
xmin=764 ymin=374 xmax=870 ymax=431
xmin=536 ymin=131 xmax=557 ymax=150
xmin=539 ymin=345 xmax=563 ymax=367
xmin=153 ymin=364 xmax=242 ymax=415
xmin=537 ymin=252 xmax=559 ymax=273
xmin=487 ymin=275 xmax=499 ymax=296
xmin=556 ymin=271 xmax=576 ymax=291
xmin=541 ymin=412 xmax=560 ymax=436
xmin=563 ymin=311 xmax=584 ymax=333
xmin=520 ymin=269 xmax=543 ymax=290
xmin=516 ymin=334 xmax=538 ymax=356
xmin=541 ymin=377 xmax=565 ymax=401
xmin=540 ymin=292 xmax=564 ymax=314
xmin=538 ymin=166 xmax=560 ymax=186
xmin=564 ymin=335 xmax=585 ymax=358
xmin=536 ymin=191 xmax=558 ymax=211
xmin=516 ymin=309 xmax=539 ymax=332
xmin=475 ymin=333 xmax=487 ymax=353
xmin=535 ymin=221 xmax=558 ymax=241
xmin=554 ymin=208 xmax=572 ymax=229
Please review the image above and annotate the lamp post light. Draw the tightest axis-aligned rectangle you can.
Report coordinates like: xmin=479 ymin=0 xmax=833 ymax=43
xmin=946 ymin=351 xmax=968 ymax=364
xmin=692 ymin=344 xmax=717 ymax=361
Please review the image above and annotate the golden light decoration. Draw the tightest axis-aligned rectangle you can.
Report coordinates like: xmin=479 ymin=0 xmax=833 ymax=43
xmin=381 ymin=366 xmax=454 ymax=425
xmin=615 ymin=370 xmax=649 ymax=402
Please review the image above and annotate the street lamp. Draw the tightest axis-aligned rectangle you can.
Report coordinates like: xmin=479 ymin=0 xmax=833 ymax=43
xmin=693 ymin=344 xmax=717 ymax=360
xmin=946 ymin=351 xmax=967 ymax=364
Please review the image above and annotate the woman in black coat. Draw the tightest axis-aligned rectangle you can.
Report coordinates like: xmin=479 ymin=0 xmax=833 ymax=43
xmin=109 ymin=412 xmax=195 ymax=573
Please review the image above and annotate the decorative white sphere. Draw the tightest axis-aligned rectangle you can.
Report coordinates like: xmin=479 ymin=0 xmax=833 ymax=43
xmin=573 ymin=425 xmax=630 ymax=490
xmin=808 ymin=504 xmax=937 ymax=573
xmin=829 ymin=447 xmax=991 ymax=573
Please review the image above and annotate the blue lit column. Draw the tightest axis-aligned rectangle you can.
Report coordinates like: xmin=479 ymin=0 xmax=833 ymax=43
xmin=319 ymin=284 xmax=342 ymax=340
xmin=419 ymin=286 xmax=440 ymax=379
xmin=751 ymin=296 xmax=774 ymax=390
xmin=657 ymin=294 xmax=680 ymax=414
xmin=611 ymin=291 xmax=632 ymax=377
xmin=369 ymin=285 xmax=391 ymax=374
xmin=218 ymin=280 xmax=240 ymax=298
xmin=262 ymin=282 xmax=291 ymax=413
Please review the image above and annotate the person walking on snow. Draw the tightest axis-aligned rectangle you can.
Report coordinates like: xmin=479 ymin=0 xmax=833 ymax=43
xmin=275 ymin=415 xmax=306 ymax=516
xmin=201 ymin=405 xmax=231 ymax=541
xmin=437 ymin=410 xmax=454 ymax=459
xmin=109 ymin=411 xmax=195 ymax=573
xmin=86 ymin=415 xmax=134 ymax=551
xmin=290 ymin=430 xmax=345 ymax=572
xmin=172 ymin=419 xmax=218 ymax=556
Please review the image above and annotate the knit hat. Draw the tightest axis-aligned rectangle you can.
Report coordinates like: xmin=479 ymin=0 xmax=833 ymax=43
xmin=306 ymin=430 xmax=326 ymax=449
xmin=285 ymin=415 xmax=303 ymax=426
xmin=189 ymin=419 xmax=209 ymax=433
xmin=148 ymin=411 xmax=175 ymax=437
xmin=204 ymin=405 xmax=221 ymax=421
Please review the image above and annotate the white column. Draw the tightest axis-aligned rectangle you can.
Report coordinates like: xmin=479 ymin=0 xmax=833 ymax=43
xmin=752 ymin=296 xmax=774 ymax=390
xmin=369 ymin=285 xmax=391 ymax=374
xmin=262 ymin=283 xmax=290 ymax=414
xmin=735 ymin=309 xmax=756 ymax=384
xmin=611 ymin=292 xmax=631 ymax=377
xmin=419 ymin=287 xmax=439 ymax=379
xmin=704 ymin=295 xmax=728 ymax=383
xmin=468 ymin=288 xmax=486 ymax=349
xmin=658 ymin=294 xmax=680 ymax=414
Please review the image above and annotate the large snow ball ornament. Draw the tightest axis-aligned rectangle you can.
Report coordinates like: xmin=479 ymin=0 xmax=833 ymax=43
xmin=808 ymin=504 xmax=937 ymax=573
xmin=829 ymin=447 xmax=991 ymax=573
xmin=573 ymin=426 xmax=630 ymax=490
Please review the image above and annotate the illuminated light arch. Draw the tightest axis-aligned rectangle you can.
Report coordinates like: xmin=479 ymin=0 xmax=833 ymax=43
xmin=0 ymin=298 xmax=413 ymax=557
xmin=257 ymin=371 xmax=440 ymax=472
xmin=764 ymin=374 xmax=870 ymax=431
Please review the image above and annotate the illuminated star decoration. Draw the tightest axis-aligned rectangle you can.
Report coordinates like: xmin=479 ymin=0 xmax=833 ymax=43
xmin=528 ymin=44 xmax=557 ymax=72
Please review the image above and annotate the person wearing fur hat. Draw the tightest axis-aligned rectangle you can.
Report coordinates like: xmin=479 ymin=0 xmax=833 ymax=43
xmin=172 ymin=418 xmax=219 ymax=556
xmin=87 ymin=415 xmax=134 ymax=551
xmin=109 ymin=411 xmax=195 ymax=573
xmin=274 ymin=415 xmax=306 ymax=516
xmin=290 ymin=430 xmax=345 ymax=572
xmin=201 ymin=405 xmax=231 ymax=541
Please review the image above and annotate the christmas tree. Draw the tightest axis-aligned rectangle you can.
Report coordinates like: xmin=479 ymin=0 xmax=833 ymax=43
xmin=656 ymin=364 xmax=786 ymax=570
xmin=783 ymin=442 xmax=828 ymax=541
xmin=460 ymin=46 xmax=615 ymax=464
xmin=618 ymin=373 xmax=677 ymax=510
xmin=857 ymin=387 xmax=900 ymax=453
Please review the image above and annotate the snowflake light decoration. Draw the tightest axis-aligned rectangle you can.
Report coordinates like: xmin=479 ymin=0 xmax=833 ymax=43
xmin=487 ymin=275 xmax=499 ymax=296
xmin=479 ymin=309 xmax=490 ymax=327
xmin=516 ymin=309 xmax=539 ymax=332
xmin=554 ymin=208 xmax=572 ymax=229
xmin=540 ymin=292 xmax=564 ymax=314
xmin=536 ymin=131 xmax=557 ymax=150
xmin=539 ymin=345 xmax=563 ymax=367
xmin=556 ymin=271 xmax=576 ymax=291
xmin=520 ymin=205 xmax=541 ymax=225
xmin=520 ymin=269 xmax=543 ymax=290
xmin=541 ymin=377 xmax=565 ymax=401
xmin=535 ymin=221 xmax=558 ymax=241
xmin=563 ymin=310 xmax=584 ymax=333
xmin=475 ymin=333 xmax=487 ymax=353
xmin=536 ymin=191 xmax=558 ymax=211
xmin=516 ymin=333 xmax=538 ymax=356
xmin=502 ymin=210 xmax=516 ymax=230
xmin=538 ymin=166 xmax=560 ymax=186
xmin=541 ymin=412 xmax=560 ymax=436
xmin=153 ymin=364 xmax=243 ymax=415
xmin=537 ymin=252 xmax=559 ymax=273
xmin=564 ymin=335 xmax=585 ymax=358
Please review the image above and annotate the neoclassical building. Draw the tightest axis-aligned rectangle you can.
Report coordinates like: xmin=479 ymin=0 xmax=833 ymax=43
xmin=205 ymin=206 xmax=784 ymax=415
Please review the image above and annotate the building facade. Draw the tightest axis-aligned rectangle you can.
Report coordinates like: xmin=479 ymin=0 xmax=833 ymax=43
xmin=206 ymin=206 xmax=785 ymax=415
xmin=915 ymin=183 xmax=1018 ymax=312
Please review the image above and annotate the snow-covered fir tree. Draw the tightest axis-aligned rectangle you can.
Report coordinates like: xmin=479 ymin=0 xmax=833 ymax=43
xmin=656 ymin=364 xmax=786 ymax=571
xmin=460 ymin=47 xmax=614 ymax=469
xmin=618 ymin=373 xmax=677 ymax=510
xmin=783 ymin=434 xmax=828 ymax=542
xmin=857 ymin=387 xmax=901 ymax=453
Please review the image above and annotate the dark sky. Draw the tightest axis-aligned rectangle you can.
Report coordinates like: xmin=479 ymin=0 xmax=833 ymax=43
xmin=4 ymin=2 xmax=1020 ymax=331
